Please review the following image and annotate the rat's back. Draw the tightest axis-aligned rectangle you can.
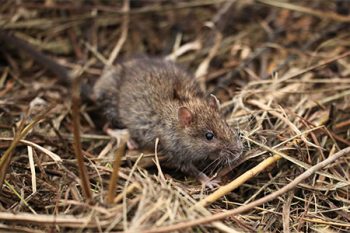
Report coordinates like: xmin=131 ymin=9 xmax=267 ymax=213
xmin=93 ymin=58 xmax=203 ymax=145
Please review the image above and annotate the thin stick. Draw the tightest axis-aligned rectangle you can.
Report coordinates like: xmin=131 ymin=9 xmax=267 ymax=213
xmin=71 ymin=74 xmax=92 ymax=201
xmin=107 ymin=141 xmax=126 ymax=204
xmin=194 ymin=154 xmax=281 ymax=207
xmin=141 ymin=146 xmax=350 ymax=233
xmin=276 ymin=51 xmax=350 ymax=83
xmin=0 ymin=212 xmax=104 ymax=228
xmin=27 ymin=146 xmax=37 ymax=194
xmin=0 ymin=137 xmax=62 ymax=162
xmin=257 ymin=0 xmax=350 ymax=22
xmin=107 ymin=0 xmax=129 ymax=66
xmin=195 ymin=31 xmax=222 ymax=91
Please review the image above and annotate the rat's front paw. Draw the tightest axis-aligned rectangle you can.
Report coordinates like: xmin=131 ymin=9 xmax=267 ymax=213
xmin=203 ymin=178 xmax=221 ymax=189
xmin=105 ymin=128 xmax=129 ymax=140
xmin=197 ymin=172 xmax=221 ymax=189
xmin=105 ymin=128 xmax=139 ymax=149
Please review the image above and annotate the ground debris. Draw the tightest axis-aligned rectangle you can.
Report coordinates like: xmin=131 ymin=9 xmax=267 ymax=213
xmin=0 ymin=1 xmax=349 ymax=232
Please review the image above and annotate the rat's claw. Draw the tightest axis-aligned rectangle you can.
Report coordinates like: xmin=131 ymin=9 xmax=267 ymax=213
xmin=198 ymin=172 xmax=221 ymax=189
xmin=204 ymin=179 xmax=221 ymax=189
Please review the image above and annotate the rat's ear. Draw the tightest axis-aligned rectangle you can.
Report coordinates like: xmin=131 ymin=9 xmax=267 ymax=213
xmin=178 ymin=106 xmax=193 ymax=127
xmin=208 ymin=94 xmax=220 ymax=111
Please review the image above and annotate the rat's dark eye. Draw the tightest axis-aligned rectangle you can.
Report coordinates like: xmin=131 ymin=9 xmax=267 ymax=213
xmin=205 ymin=132 xmax=214 ymax=141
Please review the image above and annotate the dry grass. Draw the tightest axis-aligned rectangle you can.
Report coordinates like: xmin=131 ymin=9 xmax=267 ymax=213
xmin=1 ymin=1 xmax=350 ymax=232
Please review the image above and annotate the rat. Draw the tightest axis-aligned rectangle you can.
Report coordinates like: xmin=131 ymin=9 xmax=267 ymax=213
xmin=94 ymin=58 xmax=244 ymax=187
xmin=0 ymin=31 xmax=244 ymax=187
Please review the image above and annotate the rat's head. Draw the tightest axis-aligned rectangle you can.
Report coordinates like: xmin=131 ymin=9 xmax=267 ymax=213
xmin=175 ymin=96 xmax=244 ymax=166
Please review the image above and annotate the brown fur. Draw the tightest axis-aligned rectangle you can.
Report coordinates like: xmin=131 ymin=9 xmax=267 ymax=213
xmin=94 ymin=58 xmax=243 ymax=179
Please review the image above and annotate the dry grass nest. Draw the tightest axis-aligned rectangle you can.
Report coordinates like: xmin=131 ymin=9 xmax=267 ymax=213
xmin=0 ymin=1 xmax=350 ymax=232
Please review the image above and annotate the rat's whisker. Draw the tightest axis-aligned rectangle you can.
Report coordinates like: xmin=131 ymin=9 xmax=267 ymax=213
xmin=202 ymin=157 xmax=221 ymax=172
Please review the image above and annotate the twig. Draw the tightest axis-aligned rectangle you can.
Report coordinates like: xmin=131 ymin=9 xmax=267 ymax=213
xmin=276 ymin=51 xmax=350 ymax=84
xmin=18 ymin=0 xmax=228 ymax=15
xmin=141 ymin=146 xmax=350 ymax=233
xmin=257 ymin=0 xmax=350 ymax=22
xmin=107 ymin=0 xmax=129 ymax=66
xmin=83 ymin=41 xmax=108 ymax=65
xmin=71 ymin=73 xmax=92 ymax=202
xmin=0 ymin=223 xmax=45 ymax=233
xmin=113 ymin=182 xmax=141 ymax=203
xmin=0 ymin=137 xmax=62 ymax=162
xmin=27 ymin=146 xmax=36 ymax=194
xmin=0 ymin=212 xmax=106 ymax=228
xmin=107 ymin=141 xmax=126 ymax=204
xmin=166 ymin=39 xmax=201 ymax=61
xmin=282 ymin=191 xmax=294 ymax=233
xmin=196 ymin=153 xmax=281 ymax=207
xmin=195 ymin=31 xmax=222 ymax=91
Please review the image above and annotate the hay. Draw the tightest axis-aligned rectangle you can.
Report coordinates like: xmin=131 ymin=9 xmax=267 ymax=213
xmin=0 ymin=1 xmax=349 ymax=232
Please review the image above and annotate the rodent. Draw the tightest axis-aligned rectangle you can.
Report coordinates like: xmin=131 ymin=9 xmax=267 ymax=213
xmin=94 ymin=58 xmax=244 ymax=187
xmin=0 ymin=31 xmax=244 ymax=187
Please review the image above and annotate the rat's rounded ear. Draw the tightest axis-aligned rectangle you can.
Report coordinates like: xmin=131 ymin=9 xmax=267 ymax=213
xmin=208 ymin=94 xmax=220 ymax=111
xmin=178 ymin=106 xmax=193 ymax=127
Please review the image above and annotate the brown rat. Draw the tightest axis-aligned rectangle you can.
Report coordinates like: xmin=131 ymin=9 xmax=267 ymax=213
xmin=94 ymin=58 xmax=244 ymax=187
xmin=0 ymin=31 xmax=244 ymax=187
